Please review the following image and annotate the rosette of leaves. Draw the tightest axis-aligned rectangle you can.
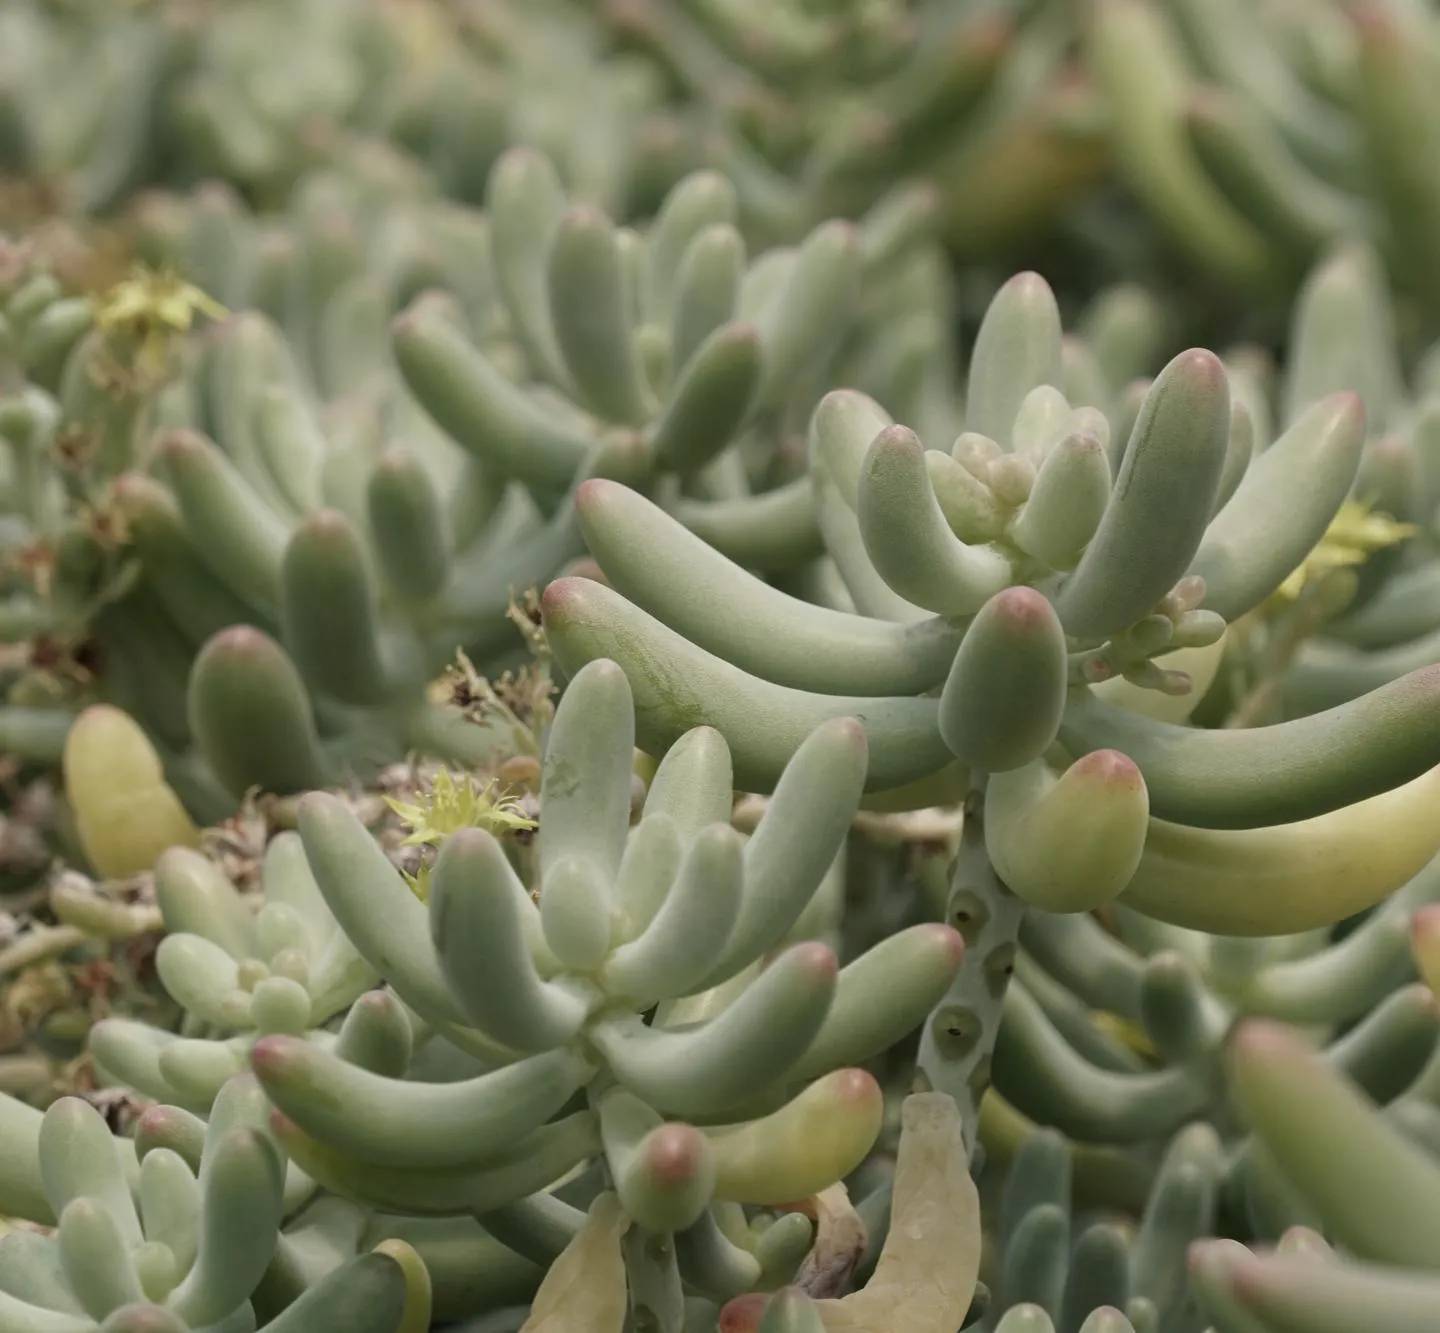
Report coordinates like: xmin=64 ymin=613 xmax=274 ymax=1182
xmin=83 ymin=823 xmax=381 ymax=1118
xmin=0 ymin=1078 xmax=430 ymax=1332
xmin=61 ymin=143 xmax=945 ymax=822
xmin=236 ymin=658 xmax=967 ymax=1318
xmin=391 ymin=143 xmax=945 ymax=584
xmin=538 ymin=257 xmax=1440 ymax=1160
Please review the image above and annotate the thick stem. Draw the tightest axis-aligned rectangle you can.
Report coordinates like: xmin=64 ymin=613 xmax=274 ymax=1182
xmin=915 ymin=782 xmax=1026 ymax=1164
xmin=623 ymin=1225 xmax=686 ymax=1333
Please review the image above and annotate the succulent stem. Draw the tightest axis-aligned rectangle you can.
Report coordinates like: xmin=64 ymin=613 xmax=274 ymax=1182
xmin=916 ymin=781 xmax=1025 ymax=1161
xmin=623 ymin=1224 xmax=686 ymax=1333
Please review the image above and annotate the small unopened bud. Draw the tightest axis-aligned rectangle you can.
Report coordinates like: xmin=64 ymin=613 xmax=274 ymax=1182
xmin=988 ymin=455 xmax=1035 ymax=507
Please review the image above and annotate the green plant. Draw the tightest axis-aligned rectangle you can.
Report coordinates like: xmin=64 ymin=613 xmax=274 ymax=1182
xmin=539 ymin=259 xmax=1440 ymax=1160
xmin=45 ymin=658 xmax=968 ymax=1327
xmin=0 ymin=1082 xmax=430 ymax=1331
xmin=1085 ymin=0 xmax=1440 ymax=322
xmin=1188 ymin=1009 xmax=1440 ymax=1333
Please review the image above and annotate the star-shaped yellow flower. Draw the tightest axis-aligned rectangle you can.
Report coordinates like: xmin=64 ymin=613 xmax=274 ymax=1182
xmin=384 ymin=770 xmax=537 ymax=900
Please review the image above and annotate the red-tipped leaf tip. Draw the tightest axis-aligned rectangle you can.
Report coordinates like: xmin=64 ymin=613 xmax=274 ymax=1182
xmin=718 ymin=321 xmax=761 ymax=347
xmin=1227 ymin=1018 xmax=1303 ymax=1063
xmin=1143 ymin=951 xmax=1192 ymax=987
xmin=495 ymin=144 xmax=546 ymax=175
xmin=825 ymin=714 xmax=869 ymax=752
xmin=1349 ymin=1 xmax=1397 ymax=41
xmin=717 ymin=1292 xmax=768 ymax=1333
xmin=1411 ymin=902 xmax=1440 ymax=941
xmin=298 ymin=508 xmax=357 ymax=541
xmin=827 ymin=1067 xmax=883 ymax=1107
xmin=574 ymin=477 xmax=619 ymax=513
xmin=1062 ymin=429 xmax=1109 ymax=461
xmin=1405 ymin=980 xmax=1440 ymax=1017
xmin=202 ymin=624 xmax=285 ymax=660
xmin=790 ymin=941 xmax=839 ymax=981
xmin=374 ymin=447 xmax=418 ymax=475
xmin=1071 ymin=747 xmax=1145 ymax=790
xmin=250 ymin=1034 xmax=304 ymax=1075
xmin=643 ymin=1123 xmax=707 ymax=1183
xmin=135 ymin=1106 xmax=181 ymax=1139
xmin=1185 ymin=1238 xmax=1222 ymax=1276
xmin=561 ymin=204 xmax=609 ymax=231
xmin=1326 ymin=388 xmax=1365 ymax=421
xmin=986 ymin=584 xmax=1059 ymax=632
xmin=1226 ymin=1253 xmax=1277 ymax=1301
xmin=109 ymin=471 xmax=160 ymax=506
xmin=915 ymin=921 xmax=966 ymax=969
xmin=873 ymin=425 xmax=923 ymax=455
xmin=816 ymin=218 xmax=859 ymax=247
xmin=1163 ymin=347 xmax=1226 ymax=393
xmin=354 ymin=989 xmax=399 ymax=1017
xmin=158 ymin=428 xmax=207 ymax=461
xmin=1000 ymin=270 xmax=1053 ymax=302
xmin=540 ymin=577 xmax=589 ymax=621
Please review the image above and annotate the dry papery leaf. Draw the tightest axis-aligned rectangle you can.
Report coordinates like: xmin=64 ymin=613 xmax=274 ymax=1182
xmin=793 ymin=1185 xmax=868 ymax=1299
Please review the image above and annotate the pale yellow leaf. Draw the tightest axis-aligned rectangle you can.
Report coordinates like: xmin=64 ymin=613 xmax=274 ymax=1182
xmin=521 ymin=1191 xmax=630 ymax=1333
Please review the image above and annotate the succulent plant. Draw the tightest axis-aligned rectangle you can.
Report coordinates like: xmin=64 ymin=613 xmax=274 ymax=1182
xmin=0 ymin=1081 xmax=429 ymax=1332
xmin=390 ymin=144 xmax=944 ymax=574
xmin=591 ymin=0 xmax=1109 ymax=256
xmin=12 ymin=8 xmax=1440 ymax=1333
xmin=6 ymin=139 xmax=968 ymax=834
xmin=540 ymin=260 xmax=1440 ymax=1157
xmin=0 ymin=0 xmax=487 ymax=213
xmin=563 ymin=1090 xmax=982 ymax=1333
xmin=85 ymin=822 xmax=379 ymax=1116
xmin=1189 ymin=1005 xmax=1440 ymax=1333
xmin=0 ymin=235 xmax=216 ymax=769
xmin=267 ymin=659 xmax=964 ymax=1312
xmin=31 ymin=655 xmax=967 ymax=1327
xmin=1085 ymin=0 xmax=1440 ymax=325
xmin=1263 ymin=241 xmax=1440 ymax=719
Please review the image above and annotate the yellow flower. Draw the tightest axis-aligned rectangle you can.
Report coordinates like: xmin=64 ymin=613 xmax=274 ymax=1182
xmin=384 ymin=770 xmax=537 ymax=900
xmin=1273 ymin=499 xmax=1415 ymax=603
xmin=93 ymin=266 xmax=227 ymax=337
xmin=91 ymin=266 xmax=227 ymax=384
